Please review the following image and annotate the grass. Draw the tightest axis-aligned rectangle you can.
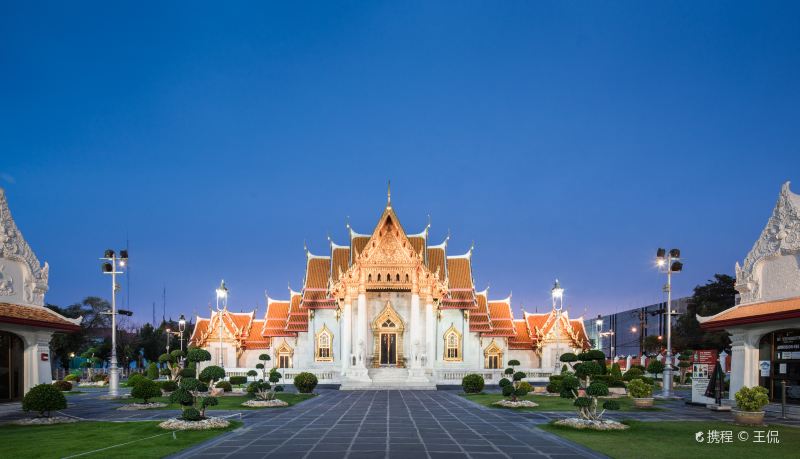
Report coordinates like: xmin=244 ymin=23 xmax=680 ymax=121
xmin=461 ymin=393 xmax=662 ymax=412
xmin=0 ymin=420 xmax=240 ymax=459
xmin=540 ymin=420 xmax=800 ymax=459
xmin=120 ymin=392 xmax=316 ymax=410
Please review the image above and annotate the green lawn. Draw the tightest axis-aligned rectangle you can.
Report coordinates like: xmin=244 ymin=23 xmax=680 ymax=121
xmin=540 ymin=420 xmax=799 ymax=459
xmin=0 ymin=420 xmax=240 ymax=459
xmin=121 ymin=392 xmax=315 ymax=409
xmin=461 ymin=393 xmax=662 ymax=412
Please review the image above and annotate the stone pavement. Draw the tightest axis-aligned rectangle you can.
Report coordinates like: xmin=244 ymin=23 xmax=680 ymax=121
xmin=171 ymin=390 xmax=605 ymax=459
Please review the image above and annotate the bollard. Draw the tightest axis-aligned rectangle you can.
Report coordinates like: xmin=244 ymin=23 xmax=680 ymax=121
xmin=781 ymin=380 xmax=787 ymax=419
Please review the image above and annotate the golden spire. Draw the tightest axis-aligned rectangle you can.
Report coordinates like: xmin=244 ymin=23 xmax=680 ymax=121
xmin=387 ymin=180 xmax=391 ymax=206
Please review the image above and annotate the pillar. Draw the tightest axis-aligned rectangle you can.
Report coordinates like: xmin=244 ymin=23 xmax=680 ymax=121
xmin=425 ymin=298 xmax=434 ymax=368
xmin=729 ymin=331 xmax=759 ymax=400
xmin=411 ymin=292 xmax=420 ymax=367
xmin=357 ymin=292 xmax=367 ymax=368
xmin=342 ymin=298 xmax=352 ymax=371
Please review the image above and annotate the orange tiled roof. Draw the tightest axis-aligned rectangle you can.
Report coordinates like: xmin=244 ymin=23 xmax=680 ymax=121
xmin=442 ymin=257 xmax=476 ymax=309
xmin=331 ymin=247 xmax=349 ymax=282
xmin=286 ymin=293 xmax=308 ymax=332
xmin=262 ymin=301 xmax=294 ymax=337
xmin=190 ymin=318 xmax=209 ymax=343
xmin=427 ymin=247 xmax=445 ymax=279
xmin=486 ymin=300 xmax=515 ymax=336
xmin=509 ymin=319 xmax=534 ymax=349
xmin=469 ymin=292 xmax=492 ymax=333
xmin=700 ymin=296 xmax=800 ymax=330
xmin=243 ymin=319 xmax=271 ymax=349
xmin=570 ymin=319 xmax=590 ymax=349
xmin=0 ymin=303 xmax=81 ymax=331
xmin=303 ymin=257 xmax=336 ymax=308
xmin=408 ymin=236 xmax=425 ymax=257
xmin=352 ymin=236 xmax=370 ymax=259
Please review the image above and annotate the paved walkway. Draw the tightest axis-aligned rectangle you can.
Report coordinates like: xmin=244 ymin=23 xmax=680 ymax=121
xmin=172 ymin=391 xmax=604 ymax=459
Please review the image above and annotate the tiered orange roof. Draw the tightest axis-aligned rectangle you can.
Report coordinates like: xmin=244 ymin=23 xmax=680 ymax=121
xmin=442 ymin=254 xmax=477 ymax=309
xmin=408 ymin=236 xmax=425 ymax=258
xmin=469 ymin=291 xmax=492 ymax=333
xmin=243 ymin=319 xmax=270 ymax=349
xmin=331 ymin=245 xmax=350 ymax=282
xmin=190 ymin=310 xmax=256 ymax=348
xmin=509 ymin=319 xmax=534 ymax=349
xmin=427 ymin=244 xmax=446 ymax=279
xmin=286 ymin=292 xmax=308 ymax=332
xmin=261 ymin=299 xmax=293 ymax=337
xmin=301 ymin=255 xmax=336 ymax=309
xmin=485 ymin=297 xmax=516 ymax=336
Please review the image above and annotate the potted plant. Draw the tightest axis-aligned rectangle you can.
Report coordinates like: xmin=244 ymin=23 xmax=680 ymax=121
xmin=733 ymin=386 xmax=769 ymax=425
xmin=628 ymin=378 xmax=654 ymax=408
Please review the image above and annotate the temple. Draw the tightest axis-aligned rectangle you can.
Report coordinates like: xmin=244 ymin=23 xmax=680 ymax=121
xmin=191 ymin=190 xmax=589 ymax=389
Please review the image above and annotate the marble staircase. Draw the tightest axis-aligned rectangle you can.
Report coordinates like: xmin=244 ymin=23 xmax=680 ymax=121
xmin=339 ymin=367 xmax=436 ymax=390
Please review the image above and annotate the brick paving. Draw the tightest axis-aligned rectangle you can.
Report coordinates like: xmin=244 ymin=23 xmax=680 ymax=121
xmin=171 ymin=391 xmax=605 ymax=459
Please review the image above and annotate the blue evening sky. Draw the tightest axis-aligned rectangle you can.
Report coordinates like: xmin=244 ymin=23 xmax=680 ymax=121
xmin=2 ymin=2 xmax=799 ymax=323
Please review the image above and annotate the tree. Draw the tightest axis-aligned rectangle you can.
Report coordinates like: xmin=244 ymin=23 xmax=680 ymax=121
xmin=131 ymin=379 xmax=161 ymax=403
xmin=647 ymin=360 xmax=665 ymax=377
xmin=673 ymin=274 xmax=736 ymax=350
xmin=677 ymin=350 xmax=693 ymax=384
xmin=255 ymin=354 xmax=271 ymax=380
xmin=643 ymin=335 xmax=663 ymax=355
xmin=158 ymin=350 xmax=185 ymax=381
xmin=198 ymin=365 xmax=225 ymax=387
xmin=80 ymin=347 xmax=102 ymax=379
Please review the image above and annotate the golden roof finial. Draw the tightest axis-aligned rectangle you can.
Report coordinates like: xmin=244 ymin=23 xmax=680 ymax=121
xmin=387 ymin=180 xmax=391 ymax=206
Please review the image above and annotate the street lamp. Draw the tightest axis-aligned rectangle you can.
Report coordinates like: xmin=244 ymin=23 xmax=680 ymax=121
xmin=166 ymin=328 xmax=171 ymax=354
xmin=655 ymin=247 xmax=682 ymax=398
xmin=594 ymin=315 xmax=603 ymax=351
xmin=100 ymin=248 xmax=128 ymax=397
xmin=215 ymin=280 xmax=228 ymax=367
xmin=551 ymin=279 xmax=564 ymax=372
xmin=178 ymin=314 xmax=186 ymax=353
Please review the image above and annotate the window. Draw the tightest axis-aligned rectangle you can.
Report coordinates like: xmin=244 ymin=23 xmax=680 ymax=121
xmin=396 ymin=273 xmax=400 ymax=281
xmin=278 ymin=355 xmax=291 ymax=368
xmin=487 ymin=355 xmax=500 ymax=369
xmin=377 ymin=273 xmax=381 ymax=281
xmin=484 ymin=340 xmax=503 ymax=369
xmin=443 ymin=324 xmax=462 ymax=361
xmin=276 ymin=341 xmax=293 ymax=368
xmin=315 ymin=325 xmax=334 ymax=362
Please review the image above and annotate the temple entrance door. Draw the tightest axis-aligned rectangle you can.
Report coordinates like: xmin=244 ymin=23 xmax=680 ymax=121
xmin=380 ymin=333 xmax=397 ymax=366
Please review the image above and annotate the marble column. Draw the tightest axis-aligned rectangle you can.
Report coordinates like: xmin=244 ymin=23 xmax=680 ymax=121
xmin=357 ymin=291 xmax=367 ymax=368
xmin=342 ymin=298 xmax=352 ymax=371
xmin=410 ymin=292 xmax=420 ymax=367
xmin=425 ymin=298 xmax=434 ymax=368
xmin=729 ymin=331 xmax=759 ymax=400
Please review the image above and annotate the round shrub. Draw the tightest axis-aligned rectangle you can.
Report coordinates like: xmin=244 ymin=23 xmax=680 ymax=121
xmin=201 ymin=396 xmax=218 ymax=411
xmin=602 ymin=400 xmax=621 ymax=411
xmin=461 ymin=374 xmax=484 ymax=394
xmin=559 ymin=352 xmax=578 ymax=363
xmin=499 ymin=378 xmax=511 ymax=388
xmin=215 ymin=381 xmax=232 ymax=392
xmin=160 ymin=368 xmax=171 ymax=376
xmin=131 ymin=378 xmax=162 ymax=403
xmin=181 ymin=407 xmax=201 ymax=421
xmin=647 ymin=360 xmax=665 ymax=376
xmin=179 ymin=367 xmax=196 ymax=378
xmin=575 ymin=361 xmax=602 ymax=380
xmin=585 ymin=350 xmax=606 ymax=361
xmin=628 ymin=378 xmax=653 ymax=398
xmin=160 ymin=380 xmax=178 ymax=392
xmin=504 ymin=367 xmax=514 ymax=376
xmin=501 ymin=384 xmax=514 ymax=397
xmin=52 ymin=380 xmax=72 ymax=391
xmin=22 ymin=384 xmax=67 ymax=417
xmin=247 ymin=370 xmax=258 ymax=378
xmin=546 ymin=381 xmax=562 ymax=394
xmin=247 ymin=381 xmax=271 ymax=394
xmin=229 ymin=376 xmax=247 ymax=386
xmin=610 ymin=363 xmax=623 ymax=379
xmin=169 ymin=387 xmax=194 ymax=406
xmin=293 ymin=372 xmax=318 ymax=393
xmin=561 ymin=374 xmax=580 ymax=391
xmin=274 ymin=385 xmax=284 ymax=392
xmin=630 ymin=364 xmax=646 ymax=372
xmin=517 ymin=381 xmax=533 ymax=393
xmin=198 ymin=365 xmax=226 ymax=384
xmin=507 ymin=359 xmax=521 ymax=367
xmin=623 ymin=368 xmax=644 ymax=381
xmin=735 ymin=386 xmax=770 ymax=412
xmin=512 ymin=371 xmax=526 ymax=382
xmin=586 ymin=382 xmax=609 ymax=397
xmin=64 ymin=374 xmax=79 ymax=382
xmin=515 ymin=387 xmax=529 ymax=397
xmin=126 ymin=373 xmax=147 ymax=388
xmin=573 ymin=396 xmax=591 ymax=408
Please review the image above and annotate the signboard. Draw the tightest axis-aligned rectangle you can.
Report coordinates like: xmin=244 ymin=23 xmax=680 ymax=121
xmin=759 ymin=360 xmax=771 ymax=377
xmin=691 ymin=349 xmax=718 ymax=405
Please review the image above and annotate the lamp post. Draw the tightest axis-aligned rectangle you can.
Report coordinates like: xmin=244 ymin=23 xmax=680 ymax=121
xmin=100 ymin=249 xmax=129 ymax=398
xmin=655 ymin=247 xmax=682 ymax=398
xmin=594 ymin=315 xmax=603 ymax=351
xmin=551 ymin=279 xmax=564 ymax=373
xmin=166 ymin=328 xmax=171 ymax=354
xmin=215 ymin=280 xmax=228 ymax=367
xmin=178 ymin=314 xmax=186 ymax=353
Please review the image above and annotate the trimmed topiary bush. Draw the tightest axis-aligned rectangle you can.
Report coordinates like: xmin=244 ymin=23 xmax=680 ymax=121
xmin=126 ymin=373 xmax=147 ymax=388
xmin=461 ymin=374 xmax=484 ymax=394
xmin=647 ymin=360 xmax=665 ymax=377
xmin=517 ymin=381 xmax=533 ymax=393
xmin=546 ymin=381 xmax=562 ymax=394
xmin=198 ymin=365 xmax=226 ymax=385
xmin=248 ymin=380 xmax=271 ymax=394
xmin=586 ymin=382 xmax=609 ymax=397
xmin=502 ymin=384 xmax=514 ymax=397
xmin=293 ymin=372 xmax=318 ymax=393
xmin=559 ymin=374 xmax=580 ymax=399
xmin=628 ymin=378 xmax=653 ymax=398
xmin=246 ymin=370 xmax=258 ymax=379
xmin=181 ymin=407 xmax=201 ymax=421
xmin=229 ymin=376 xmax=247 ymax=386
xmin=610 ymin=363 xmax=622 ymax=379
xmin=623 ymin=367 xmax=644 ymax=381
xmin=179 ymin=367 xmax=196 ymax=378
xmin=499 ymin=378 xmax=511 ymax=388
xmin=131 ymin=378 xmax=162 ymax=403
xmin=602 ymin=400 xmax=621 ymax=411
xmin=735 ymin=386 xmax=770 ymax=412
xmin=22 ymin=384 xmax=67 ymax=417
xmin=200 ymin=396 xmax=218 ymax=416
xmin=160 ymin=380 xmax=178 ymax=392
xmin=52 ymin=380 xmax=72 ymax=391
xmin=215 ymin=381 xmax=232 ymax=392
xmin=64 ymin=373 xmax=79 ymax=382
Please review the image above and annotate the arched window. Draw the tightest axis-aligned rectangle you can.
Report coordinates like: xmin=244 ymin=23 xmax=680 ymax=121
xmin=405 ymin=274 xmax=409 ymax=282
xmin=368 ymin=274 xmax=372 ymax=282
xmin=315 ymin=325 xmax=334 ymax=362
xmin=276 ymin=341 xmax=294 ymax=368
xmin=386 ymin=273 xmax=391 ymax=282
xmin=484 ymin=340 xmax=503 ymax=369
xmin=377 ymin=273 xmax=381 ymax=281
xmin=396 ymin=273 xmax=400 ymax=281
xmin=443 ymin=324 xmax=462 ymax=361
